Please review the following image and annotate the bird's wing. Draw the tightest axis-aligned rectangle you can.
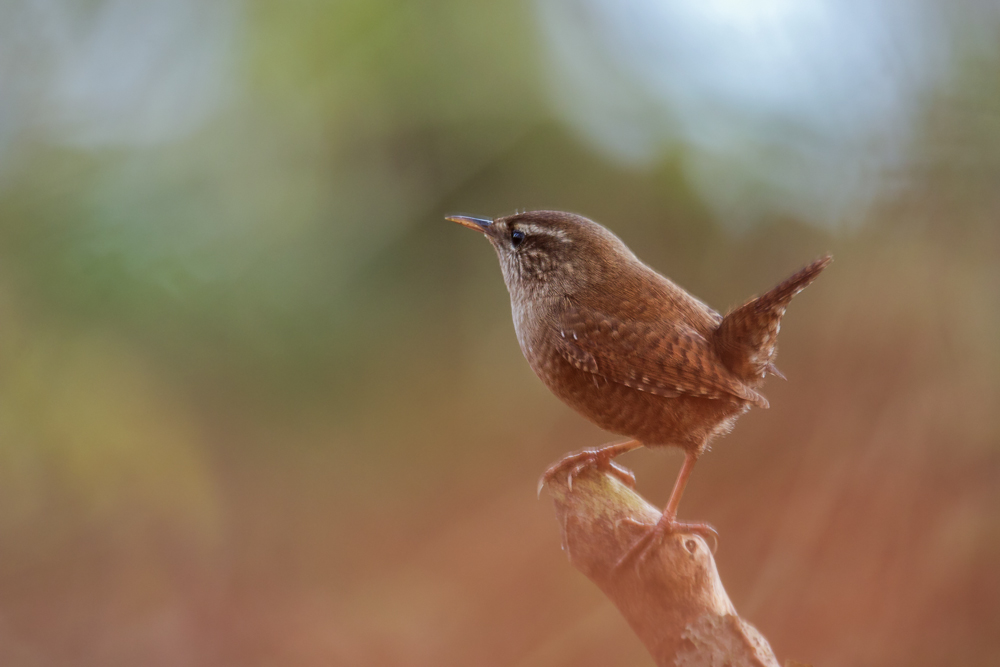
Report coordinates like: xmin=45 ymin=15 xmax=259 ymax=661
xmin=551 ymin=298 xmax=768 ymax=408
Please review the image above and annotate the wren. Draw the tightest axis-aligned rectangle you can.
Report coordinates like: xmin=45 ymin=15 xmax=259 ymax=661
xmin=449 ymin=210 xmax=830 ymax=557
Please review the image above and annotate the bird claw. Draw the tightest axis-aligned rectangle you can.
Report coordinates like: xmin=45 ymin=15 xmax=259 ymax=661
xmin=614 ymin=518 xmax=719 ymax=570
xmin=537 ymin=448 xmax=637 ymax=497
xmin=605 ymin=460 xmax=636 ymax=487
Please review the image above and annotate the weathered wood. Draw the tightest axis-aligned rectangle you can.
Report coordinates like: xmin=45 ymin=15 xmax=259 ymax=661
xmin=545 ymin=468 xmax=781 ymax=667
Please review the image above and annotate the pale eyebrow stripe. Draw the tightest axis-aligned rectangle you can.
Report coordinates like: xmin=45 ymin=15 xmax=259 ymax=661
xmin=516 ymin=223 xmax=569 ymax=241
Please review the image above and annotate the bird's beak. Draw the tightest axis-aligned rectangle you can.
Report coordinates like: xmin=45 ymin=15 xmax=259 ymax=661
xmin=446 ymin=215 xmax=492 ymax=234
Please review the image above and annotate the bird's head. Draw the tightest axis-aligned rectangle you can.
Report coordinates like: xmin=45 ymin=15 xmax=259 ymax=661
xmin=447 ymin=210 xmax=635 ymax=301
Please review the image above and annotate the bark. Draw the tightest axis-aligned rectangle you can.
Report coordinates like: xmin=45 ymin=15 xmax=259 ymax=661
xmin=545 ymin=467 xmax=784 ymax=667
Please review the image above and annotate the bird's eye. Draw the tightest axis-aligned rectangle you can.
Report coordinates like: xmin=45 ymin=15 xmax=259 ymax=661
xmin=510 ymin=229 xmax=525 ymax=248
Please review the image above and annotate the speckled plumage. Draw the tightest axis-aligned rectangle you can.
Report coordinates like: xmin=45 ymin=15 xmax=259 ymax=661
xmin=453 ymin=210 xmax=828 ymax=453
xmin=449 ymin=210 xmax=829 ymax=545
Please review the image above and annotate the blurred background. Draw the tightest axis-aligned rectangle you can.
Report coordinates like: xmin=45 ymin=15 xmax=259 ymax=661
xmin=0 ymin=0 xmax=998 ymax=665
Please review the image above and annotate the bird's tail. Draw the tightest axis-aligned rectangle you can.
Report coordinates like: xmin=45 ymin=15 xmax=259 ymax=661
xmin=714 ymin=255 xmax=832 ymax=383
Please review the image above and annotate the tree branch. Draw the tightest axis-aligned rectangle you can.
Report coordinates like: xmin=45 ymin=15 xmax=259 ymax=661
xmin=545 ymin=467 xmax=782 ymax=667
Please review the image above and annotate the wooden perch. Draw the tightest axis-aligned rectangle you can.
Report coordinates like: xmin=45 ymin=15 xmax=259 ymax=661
xmin=544 ymin=467 xmax=782 ymax=667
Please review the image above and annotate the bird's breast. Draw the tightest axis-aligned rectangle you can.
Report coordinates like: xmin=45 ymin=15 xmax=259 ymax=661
xmin=511 ymin=300 xmax=542 ymax=366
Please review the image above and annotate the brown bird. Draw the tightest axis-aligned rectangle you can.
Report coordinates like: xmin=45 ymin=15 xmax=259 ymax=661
xmin=449 ymin=210 xmax=830 ymax=558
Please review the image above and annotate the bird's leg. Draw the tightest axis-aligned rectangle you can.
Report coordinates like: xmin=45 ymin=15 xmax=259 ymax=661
xmin=538 ymin=439 xmax=643 ymax=496
xmin=662 ymin=448 xmax=699 ymax=524
xmin=615 ymin=450 xmax=718 ymax=569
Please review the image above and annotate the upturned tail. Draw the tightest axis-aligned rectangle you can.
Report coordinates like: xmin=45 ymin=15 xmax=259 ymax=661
xmin=714 ymin=255 xmax=832 ymax=384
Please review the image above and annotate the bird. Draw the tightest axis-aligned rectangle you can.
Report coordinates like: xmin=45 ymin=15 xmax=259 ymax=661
xmin=448 ymin=210 xmax=830 ymax=560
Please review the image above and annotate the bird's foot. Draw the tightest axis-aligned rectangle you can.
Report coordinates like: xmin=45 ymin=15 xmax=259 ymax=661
xmin=537 ymin=447 xmax=636 ymax=497
xmin=614 ymin=516 xmax=718 ymax=570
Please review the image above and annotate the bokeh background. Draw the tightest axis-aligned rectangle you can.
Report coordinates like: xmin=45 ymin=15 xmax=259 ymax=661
xmin=1 ymin=0 xmax=998 ymax=665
